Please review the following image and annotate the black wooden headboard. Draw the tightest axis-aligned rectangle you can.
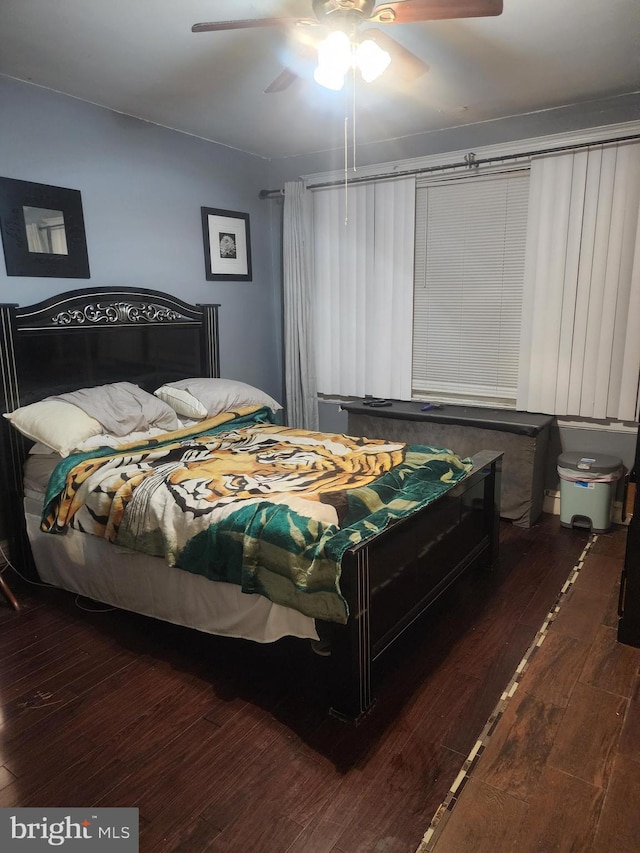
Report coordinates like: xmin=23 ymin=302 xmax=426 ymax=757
xmin=0 ymin=286 xmax=220 ymax=571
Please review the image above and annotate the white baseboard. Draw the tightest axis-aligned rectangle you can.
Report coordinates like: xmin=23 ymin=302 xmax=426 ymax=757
xmin=543 ymin=490 xmax=561 ymax=517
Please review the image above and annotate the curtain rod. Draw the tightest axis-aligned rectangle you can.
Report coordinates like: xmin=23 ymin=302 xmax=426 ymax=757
xmin=258 ymin=132 xmax=640 ymax=197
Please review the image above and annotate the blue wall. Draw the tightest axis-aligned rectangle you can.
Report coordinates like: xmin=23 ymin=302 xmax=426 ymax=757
xmin=0 ymin=76 xmax=283 ymax=403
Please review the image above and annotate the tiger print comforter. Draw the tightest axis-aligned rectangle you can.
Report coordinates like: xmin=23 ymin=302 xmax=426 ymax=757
xmin=41 ymin=406 xmax=472 ymax=624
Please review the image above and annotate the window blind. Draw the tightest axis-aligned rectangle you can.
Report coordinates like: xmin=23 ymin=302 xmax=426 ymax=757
xmin=412 ymin=170 xmax=530 ymax=406
xmin=517 ymin=141 xmax=640 ymax=422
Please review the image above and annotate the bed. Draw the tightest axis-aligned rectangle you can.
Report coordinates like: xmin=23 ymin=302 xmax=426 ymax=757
xmin=0 ymin=286 xmax=502 ymax=722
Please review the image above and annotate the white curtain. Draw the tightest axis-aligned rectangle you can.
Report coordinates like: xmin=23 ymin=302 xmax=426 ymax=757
xmin=49 ymin=221 xmax=68 ymax=254
xmin=312 ymin=176 xmax=416 ymax=400
xmin=518 ymin=141 xmax=640 ymax=421
xmin=282 ymin=180 xmax=319 ymax=430
xmin=25 ymin=222 xmax=48 ymax=253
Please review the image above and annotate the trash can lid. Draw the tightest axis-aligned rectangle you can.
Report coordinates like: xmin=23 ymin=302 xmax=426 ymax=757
xmin=557 ymin=451 xmax=623 ymax=474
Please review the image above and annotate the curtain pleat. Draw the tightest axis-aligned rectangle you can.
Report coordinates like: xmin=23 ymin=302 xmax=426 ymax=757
xmin=518 ymin=141 xmax=640 ymax=421
xmin=312 ymin=176 xmax=415 ymax=400
xmin=282 ymin=181 xmax=318 ymax=430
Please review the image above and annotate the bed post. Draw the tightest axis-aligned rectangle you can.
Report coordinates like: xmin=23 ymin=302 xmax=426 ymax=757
xmin=482 ymin=451 xmax=502 ymax=569
xmin=0 ymin=302 xmax=33 ymax=580
xmin=198 ymin=303 xmax=220 ymax=378
xmin=328 ymin=547 xmax=373 ymax=723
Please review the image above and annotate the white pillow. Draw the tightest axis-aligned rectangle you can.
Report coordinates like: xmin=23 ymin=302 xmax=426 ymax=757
xmin=154 ymin=378 xmax=282 ymax=420
xmin=4 ymin=399 xmax=102 ymax=457
xmin=154 ymin=385 xmax=208 ymax=420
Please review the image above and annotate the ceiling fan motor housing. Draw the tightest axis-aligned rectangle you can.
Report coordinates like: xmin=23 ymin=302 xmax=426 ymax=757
xmin=312 ymin=0 xmax=377 ymax=32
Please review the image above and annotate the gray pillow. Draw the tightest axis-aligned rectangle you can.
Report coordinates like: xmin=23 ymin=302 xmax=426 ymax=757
xmin=55 ymin=382 xmax=179 ymax=436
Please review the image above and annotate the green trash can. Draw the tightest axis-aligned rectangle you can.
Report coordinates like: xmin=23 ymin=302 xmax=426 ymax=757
xmin=558 ymin=452 xmax=623 ymax=533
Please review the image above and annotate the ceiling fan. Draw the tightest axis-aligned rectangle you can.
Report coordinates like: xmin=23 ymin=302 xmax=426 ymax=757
xmin=192 ymin=0 xmax=504 ymax=92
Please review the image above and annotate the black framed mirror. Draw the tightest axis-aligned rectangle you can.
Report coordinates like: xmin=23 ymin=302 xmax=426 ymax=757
xmin=0 ymin=177 xmax=90 ymax=278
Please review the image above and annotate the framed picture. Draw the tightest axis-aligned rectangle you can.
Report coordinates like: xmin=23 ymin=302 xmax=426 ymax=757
xmin=0 ymin=177 xmax=90 ymax=278
xmin=201 ymin=207 xmax=252 ymax=282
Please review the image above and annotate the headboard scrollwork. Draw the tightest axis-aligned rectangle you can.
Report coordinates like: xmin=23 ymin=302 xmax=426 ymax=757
xmin=50 ymin=301 xmax=187 ymax=327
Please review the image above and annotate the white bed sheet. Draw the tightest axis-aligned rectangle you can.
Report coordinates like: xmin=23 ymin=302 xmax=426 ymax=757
xmin=23 ymin=454 xmax=318 ymax=644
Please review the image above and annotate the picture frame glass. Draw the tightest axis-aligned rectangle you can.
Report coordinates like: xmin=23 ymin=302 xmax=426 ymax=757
xmin=23 ymin=206 xmax=68 ymax=255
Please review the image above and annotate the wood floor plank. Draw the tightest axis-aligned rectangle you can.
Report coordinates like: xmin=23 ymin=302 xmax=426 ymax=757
xmin=10 ymin=676 xmax=233 ymax=808
xmin=0 ymin=763 xmax=17 ymax=793
xmin=0 ymin=644 xmax=140 ymax=752
xmin=162 ymin=817 xmax=221 ymax=852
xmin=573 ymin=551 xmax=624 ymax=599
xmin=285 ymin=818 xmax=345 ymax=853
xmin=517 ymin=554 xmax=581 ymax=630
xmin=198 ymin=748 xmax=325 ymax=851
xmin=590 ymin=528 xmax=627 ymax=560
xmin=591 ymin=755 xmax=640 ymax=853
xmin=138 ymin=718 xmax=304 ymax=851
xmin=334 ymin=744 xmax=463 ymax=853
xmin=549 ymin=587 xmax=610 ymax=642
xmin=1 ymin=657 xmax=176 ymax=775
xmin=579 ymin=624 xmax=640 ymax=697
xmin=94 ymin=715 xmax=227 ymax=814
xmin=208 ymin=814 xmax=304 ymax=853
xmin=511 ymin=766 xmax=605 ymax=853
xmin=546 ymin=682 xmax=627 ymax=788
xmin=440 ymin=623 xmax=535 ymax=756
xmin=474 ymin=689 xmax=565 ymax=801
xmin=521 ymin=631 xmax=591 ymax=707
xmin=617 ymin=698 xmax=640 ymax=764
xmin=429 ymin=778 xmax=528 ymax=853
xmin=603 ymin=580 xmax=622 ymax=629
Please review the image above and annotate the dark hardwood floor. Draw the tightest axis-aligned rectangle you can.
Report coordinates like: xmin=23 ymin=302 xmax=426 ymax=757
xmin=0 ymin=515 xmax=631 ymax=853
xmin=426 ymin=523 xmax=640 ymax=853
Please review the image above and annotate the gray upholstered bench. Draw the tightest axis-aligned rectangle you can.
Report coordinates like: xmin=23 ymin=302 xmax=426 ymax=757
xmin=342 ymin=399 xmax=553 ymax=528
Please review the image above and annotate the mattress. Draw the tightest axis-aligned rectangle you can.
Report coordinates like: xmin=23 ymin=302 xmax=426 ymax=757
xmin=23 ymin=453 xmax=318 ymax=643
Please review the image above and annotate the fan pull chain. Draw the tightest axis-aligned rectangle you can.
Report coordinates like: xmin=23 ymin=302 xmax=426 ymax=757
xmin=343 ymin=65 xmax=359 ymax=226
xmin=344 ymin=116 xmax=349 ymax=225
xmin=352 ymin=68 xmax=357 ymax=174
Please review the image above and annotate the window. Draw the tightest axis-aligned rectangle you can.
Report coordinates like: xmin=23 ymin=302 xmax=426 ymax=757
xmin=412 ymin=169 xmax=530 ymax=407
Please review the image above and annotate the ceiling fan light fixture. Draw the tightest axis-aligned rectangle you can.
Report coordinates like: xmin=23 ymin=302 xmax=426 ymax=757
xmin=356 ymin=38 xmax=391 ymax=83
xmin=314 ymin=28 xmax=391 ymax=89
xmin=313 ymin=64 xmax=346 ymax=90
xmin=316 ymin=30 xmax=352 ymax=76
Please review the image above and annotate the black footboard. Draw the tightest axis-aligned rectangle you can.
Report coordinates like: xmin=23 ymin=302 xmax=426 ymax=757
xmin=329 ymin=450 xmax=502 ymax=723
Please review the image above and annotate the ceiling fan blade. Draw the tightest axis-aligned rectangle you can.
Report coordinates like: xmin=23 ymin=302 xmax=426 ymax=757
xmin=264 ymin=68 xmax=300 ymax=94
xmin=369 ymin=0 xmax=503 ymax=24
xmin=361 ymin=28 xmax=429 ymax=81
xmin=192 ymin=18 xmax=307 ymax=33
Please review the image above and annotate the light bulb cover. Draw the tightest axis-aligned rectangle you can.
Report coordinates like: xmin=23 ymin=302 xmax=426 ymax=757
xmin=313 ymin=30 xmax=391 ymax=89
xmin=317 ymin=31 xmax=353 ymax=76
xmin=313 ymin=64 xmax=346 ymax=91
xmin=356 ymin=39 xmax=391 ymax=83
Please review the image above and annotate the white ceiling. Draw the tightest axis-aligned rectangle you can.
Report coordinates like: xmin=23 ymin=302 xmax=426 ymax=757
xmin=0 ymin=0 xmax=638 ymax=160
